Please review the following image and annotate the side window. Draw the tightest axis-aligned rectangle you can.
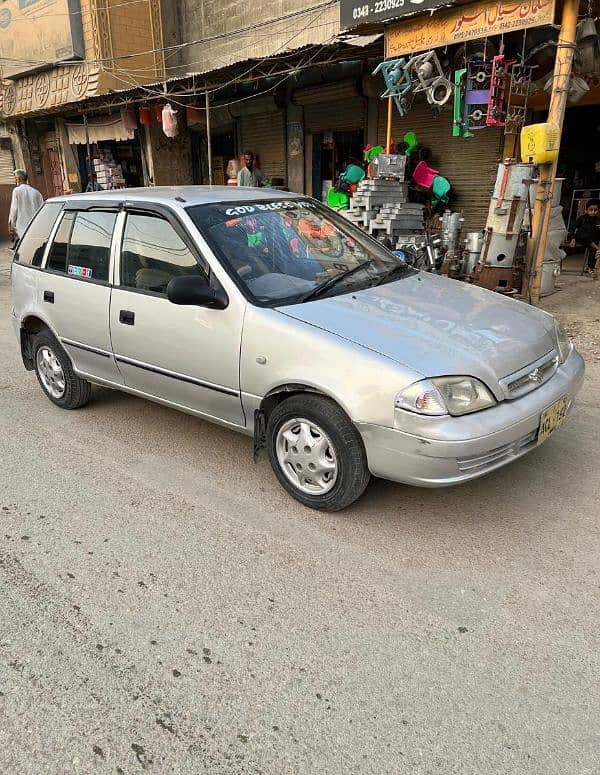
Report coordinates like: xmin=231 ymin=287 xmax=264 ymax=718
xmin=45 ymin=210 xmax=116 ymax=282
xmin=46 ymin=211 xmax=75 ymax=273
xmin=14 ymin=202 xmax=63 ymax=266
xmin=120 ymin=213 xmax=205 ymax=294
xmin=67 ymin=211 xmax=116 ymax=282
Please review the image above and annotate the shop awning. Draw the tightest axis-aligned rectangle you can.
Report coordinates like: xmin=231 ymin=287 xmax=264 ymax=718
xmin=66 ymin=116 xmax=134 ymax=145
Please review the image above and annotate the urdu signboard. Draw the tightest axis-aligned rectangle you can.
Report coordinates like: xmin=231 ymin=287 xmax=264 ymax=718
xmin=386 ymin=0 xmax=556 ymax=56
xmin=0 ymin=0 xmax=84 ymax=79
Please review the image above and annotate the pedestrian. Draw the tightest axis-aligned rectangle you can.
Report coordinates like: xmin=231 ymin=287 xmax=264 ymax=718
xmin=237 ymin=151 xmax=264 ymax=187
xmin=570 ymin=198 xmax=600 ymax=276
xmin=8 ymin=169 xmax=44 ymax=246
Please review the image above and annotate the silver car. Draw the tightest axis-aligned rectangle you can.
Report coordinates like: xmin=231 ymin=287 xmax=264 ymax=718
xmin=11 ymin=187 xmax=584 ymax=510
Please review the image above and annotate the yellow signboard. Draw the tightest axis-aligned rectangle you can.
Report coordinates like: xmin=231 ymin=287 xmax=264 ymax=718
xmin=0 ymin=0 xmax=84 ymax=79
xmin=386 ymin=0 xmax=556 ymax=57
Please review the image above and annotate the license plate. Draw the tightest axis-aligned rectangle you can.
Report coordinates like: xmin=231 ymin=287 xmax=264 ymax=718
xmin=538 ymin=394 xmax=570 ymax=445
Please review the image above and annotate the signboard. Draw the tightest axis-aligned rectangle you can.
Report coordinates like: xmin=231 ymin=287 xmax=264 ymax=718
xmin=386 ymin=0 xmax=555 ymax=56
xmin=340 ymin=0 xmax=454 ymax=30
xmin=0 ymin=0 xmax=84 ymax=79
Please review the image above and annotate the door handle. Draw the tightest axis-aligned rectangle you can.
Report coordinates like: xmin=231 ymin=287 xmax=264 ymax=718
xmin=43 ymin=290 xmax=54 ymax=304
xmin=119 ymin=310 xmax=135 ymax=325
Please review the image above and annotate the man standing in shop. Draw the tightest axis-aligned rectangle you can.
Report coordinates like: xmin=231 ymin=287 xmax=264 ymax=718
xmin=8 ymin=169 xmax=43 ymax=246
xmin=237 ymin=151 xmax=264 ymax=187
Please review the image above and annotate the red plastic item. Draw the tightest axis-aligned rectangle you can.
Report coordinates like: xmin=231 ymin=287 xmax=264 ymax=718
xmin=139 ymin=107 xmax=152 ymax=125
xmin=186 ymin=106 xmax=203 ymax=126
xmin=155 ymin=106 xmax=164 ymax=123
xmin=412 ymin=161 xmax=439 ymax=189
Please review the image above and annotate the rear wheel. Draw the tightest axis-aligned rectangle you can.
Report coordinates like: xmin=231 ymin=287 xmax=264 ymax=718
xmin=267 ymin=394 xmax=370 ymax=511
xmin=33 ymin=330 xmax=92 ymax=409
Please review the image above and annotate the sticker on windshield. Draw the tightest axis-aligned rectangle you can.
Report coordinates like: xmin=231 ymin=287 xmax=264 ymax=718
xmin=68 ymin=265 xmax=93 ymax=279
xmin=224 ymin=200 xmax=317 ymax=216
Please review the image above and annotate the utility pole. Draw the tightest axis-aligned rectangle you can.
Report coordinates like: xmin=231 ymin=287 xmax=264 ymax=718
xmin=524 ymin=0 xmax=580 ymax=303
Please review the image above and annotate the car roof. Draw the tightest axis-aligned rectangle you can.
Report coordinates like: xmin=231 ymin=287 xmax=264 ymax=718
xmin=47 ymin=186 xmax=309 ymax=209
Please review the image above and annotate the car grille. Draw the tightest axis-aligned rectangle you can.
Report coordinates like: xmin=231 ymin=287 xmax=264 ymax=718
xmin=499 ymin=351 xmax=559 ymax=400
xmin=457 ymin=429 xmax=538 ymax=474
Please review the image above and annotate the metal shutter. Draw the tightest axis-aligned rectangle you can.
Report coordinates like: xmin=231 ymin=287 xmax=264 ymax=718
xmin=296 ymin=81 xmax=365 ymax=134
xmin=240 ymin=111 xmax=286 ymax=184
xmin=0 ymin=139 xmax=15 ymax=184
xmin=303 ymin=98 xmax=365 ymax=134
xmin=378 ymin=97 xmax=502 ymax=232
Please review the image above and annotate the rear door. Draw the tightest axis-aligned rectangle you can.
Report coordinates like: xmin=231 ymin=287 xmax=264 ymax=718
xmin=109 ymin=207 xmax=246 ymax=427
xmin=40 ymin=207 xmax=124 ymax=384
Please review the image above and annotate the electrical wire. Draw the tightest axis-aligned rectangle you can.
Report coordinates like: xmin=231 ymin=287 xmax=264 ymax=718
xmin=92 ymin=13 xmax=336 ymax=86
xmin=0 ymin=0 xmax=337 ymax=69
xmin=106 ymin=41 xmax=332 ymax=113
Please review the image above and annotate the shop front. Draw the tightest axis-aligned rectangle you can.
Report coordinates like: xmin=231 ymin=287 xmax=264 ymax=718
xmin=330 ymin=0 xmax=579 ymax=296
xmin=294 ymin=80 xmax=367 ymax=200
xmin=65 ymin=114 xmax=146 ymax=191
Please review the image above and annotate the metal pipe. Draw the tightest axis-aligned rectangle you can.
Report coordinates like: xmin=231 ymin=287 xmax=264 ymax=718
xmin=386 ymin=95 xmax=393 ymax=153
xmin=205 ymin=89 xmax=212 ymax=185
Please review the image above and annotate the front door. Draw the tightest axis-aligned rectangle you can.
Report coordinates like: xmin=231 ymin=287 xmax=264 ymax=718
xmin=109 ymin=209 xmax=246 ymax=427
xmin=40 ymin=208 xmax=123 ymax=384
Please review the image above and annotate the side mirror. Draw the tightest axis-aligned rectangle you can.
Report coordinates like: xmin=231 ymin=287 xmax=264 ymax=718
xmin=167 ymin=275 xmax=228 ymax=309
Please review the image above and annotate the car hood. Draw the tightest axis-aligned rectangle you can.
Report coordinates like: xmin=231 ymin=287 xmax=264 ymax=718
xmin=277 ymin=272 xmax=556 ymax=392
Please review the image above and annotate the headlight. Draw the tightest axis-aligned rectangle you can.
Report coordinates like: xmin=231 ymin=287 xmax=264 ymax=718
xmin=395 ymin=376 xmax=496 ymax=417
xmin=555 ymin=321 xmax=572 ymax=364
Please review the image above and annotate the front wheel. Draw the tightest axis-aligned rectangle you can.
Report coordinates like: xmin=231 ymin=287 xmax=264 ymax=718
xmin=267 ymin=395 xmax=370 ymax=511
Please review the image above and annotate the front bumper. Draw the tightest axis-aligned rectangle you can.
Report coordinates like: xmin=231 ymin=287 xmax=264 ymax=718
xmin=357 ymin=349 xmax=585 ymax=487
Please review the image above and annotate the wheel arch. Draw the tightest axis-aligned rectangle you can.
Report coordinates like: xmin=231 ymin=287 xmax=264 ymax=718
xmin=19 ymin=314 xmax=55 ymax=371
xmin=260 ymin=382 xmax=347 ymax=421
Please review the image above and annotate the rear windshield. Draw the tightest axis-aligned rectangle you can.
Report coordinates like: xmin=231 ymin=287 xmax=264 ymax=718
xmin=187 ymin=198 xmax=412 ymax=307
xmin=14 ymin=202 xmax=63 ymax=267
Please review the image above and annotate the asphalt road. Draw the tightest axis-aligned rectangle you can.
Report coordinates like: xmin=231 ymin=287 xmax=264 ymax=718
xmin=1 ymin=247 xmax=599 ymax=775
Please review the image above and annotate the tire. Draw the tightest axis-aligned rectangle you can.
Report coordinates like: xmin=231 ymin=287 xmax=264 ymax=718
xmin=267 ymin=394 xmax=370 ymax=511
xmin=33 ymin=329 xmax=92 ymax=410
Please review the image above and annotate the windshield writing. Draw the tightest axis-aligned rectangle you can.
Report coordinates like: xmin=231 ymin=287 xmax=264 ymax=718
xmin=188 ymin=200 xmax=412 ymax=306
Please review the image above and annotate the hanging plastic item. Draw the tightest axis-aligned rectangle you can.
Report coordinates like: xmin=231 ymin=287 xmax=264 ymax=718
xmin=155 ymin=105 xmax=164 ymax=123
xmin=162 ymin=104 xmax=178 ymax=137
xmin=372 ymin=58 xmax=412 ymax=117
xmin=373 ymin=52 xmax=453 ymax=119
xmin=121 ymin=108 xmax=137 ymax=131
xmin=139 ymin=107 xmax=152 ymax=125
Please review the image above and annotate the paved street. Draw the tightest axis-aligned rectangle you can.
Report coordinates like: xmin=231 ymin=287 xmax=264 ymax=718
xmin=0 ymin=246 xmax=599 ymax=775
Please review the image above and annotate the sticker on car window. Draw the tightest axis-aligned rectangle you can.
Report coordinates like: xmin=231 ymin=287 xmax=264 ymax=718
xmin=68 ymin=265 xmax=93 ymax=279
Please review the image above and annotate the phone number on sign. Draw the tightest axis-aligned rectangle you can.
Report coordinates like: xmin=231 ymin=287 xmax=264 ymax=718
xmin=352 ymin=0 xmax=406 ymax=19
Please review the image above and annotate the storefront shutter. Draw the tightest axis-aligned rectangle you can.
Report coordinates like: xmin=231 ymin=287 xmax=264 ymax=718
xmin=240 ymin=110 xmax=286 ymax=184
xmin=0 ymin=140 xmax=15 ymax=184
xmin=378 ymin=97 xmax=502 ymax=232
xmin=296 ymin=81 xmax=365 ymax=134
xmin=303 ymin=98 xmax=365 ymax=134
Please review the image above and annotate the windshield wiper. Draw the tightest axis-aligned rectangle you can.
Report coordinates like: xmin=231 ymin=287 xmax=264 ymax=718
xmin=374 ymin=262 xmax=411 ymax=286
xmin=300 ymin=260 xmax=373 ymax=303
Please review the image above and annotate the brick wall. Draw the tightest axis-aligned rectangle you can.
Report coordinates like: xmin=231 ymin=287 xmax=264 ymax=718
xmin=107 ymin=0 xmax=161 ymax=83
xmin=166 ymin=0 xmax=340 ymax=78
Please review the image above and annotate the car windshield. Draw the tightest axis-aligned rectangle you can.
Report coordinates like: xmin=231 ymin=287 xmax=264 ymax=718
xmin=187 ymin=199 xmax=414 ymax=307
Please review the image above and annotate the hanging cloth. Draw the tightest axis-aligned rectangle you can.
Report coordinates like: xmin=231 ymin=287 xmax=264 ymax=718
xmin=66 ymin=116 xmax=135 ymax=145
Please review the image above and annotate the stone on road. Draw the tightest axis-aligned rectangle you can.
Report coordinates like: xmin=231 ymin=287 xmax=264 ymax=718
xmin=0 ymin=247 xmax=599 ymax=774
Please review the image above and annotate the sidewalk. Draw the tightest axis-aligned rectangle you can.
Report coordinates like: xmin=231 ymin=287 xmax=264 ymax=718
xmin=542 ymin=267 xmax=600 ymax=364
